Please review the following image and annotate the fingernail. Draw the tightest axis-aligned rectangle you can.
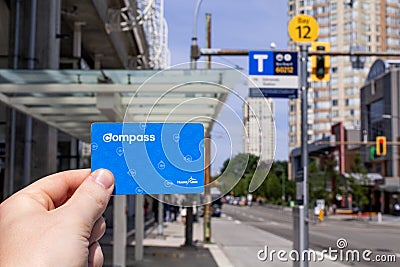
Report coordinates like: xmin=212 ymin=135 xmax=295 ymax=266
xmin=92 ymin=169 xmax=114 ymax=189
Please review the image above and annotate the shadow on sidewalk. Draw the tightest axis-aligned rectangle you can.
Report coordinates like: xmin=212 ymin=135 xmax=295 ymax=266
xmin=101 ymin=216 xmax=218 ymax=267
xmin=102 ymin=245 xmax=218 ymax=267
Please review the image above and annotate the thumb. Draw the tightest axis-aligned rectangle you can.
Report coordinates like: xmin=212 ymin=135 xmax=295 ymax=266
xmin=63 ymin=169 xmax=114 ymax=228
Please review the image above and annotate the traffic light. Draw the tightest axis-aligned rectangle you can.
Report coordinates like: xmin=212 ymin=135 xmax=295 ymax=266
xmin=311 ymin=42 xmax=330 ymax=82
xmin=370 ymin=146 xmax=376 ymax=160
xmin=376 ymin=136 xmax=387 ymax=156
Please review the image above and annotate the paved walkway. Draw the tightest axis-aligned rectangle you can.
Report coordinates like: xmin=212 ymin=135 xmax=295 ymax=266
xmin=212 ymin=214 xmax=348 ymax=267
xmin=100 ymin=209 xmax=400 ymax=267
xmin=101 ymin=217 xmax=228 ymax=267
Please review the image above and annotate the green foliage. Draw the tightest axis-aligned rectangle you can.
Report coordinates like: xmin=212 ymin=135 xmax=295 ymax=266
xmin=218 ymin=153 xmax=259 ymax=196
xmin=266 ymin=172 xmax=281 ymax=200
xmin=308 ymin=160 xmax=328 ymax=202
xmin=218 ymin=154 xmax=295 ymax=204
xmin=217 ymin=152 xmax=372 ymax=210
xmin=348 ymin=153 xmax=370 ymax=209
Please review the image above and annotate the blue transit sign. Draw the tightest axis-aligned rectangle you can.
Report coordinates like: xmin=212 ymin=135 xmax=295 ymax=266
xmin=249 ymin=51 xmax=298 ymax=98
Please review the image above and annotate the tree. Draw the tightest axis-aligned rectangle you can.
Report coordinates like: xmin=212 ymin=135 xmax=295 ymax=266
xmin=266 ymin=172 xmax=281 ymax=201
xmin=348 ymin=154 xmax=370 ymax=210
xmin=308 ymin=160 xmax=328 ymax=204
xmin=324 ymin=159 xmax=345 ymax=206
xmin=218 ymin=156 xmax=294 ymax=205
xmin=218 ymin=153 xmax=259 ymax=196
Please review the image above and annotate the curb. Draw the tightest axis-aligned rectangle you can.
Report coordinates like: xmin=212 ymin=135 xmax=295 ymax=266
xmin=205 ymin=243 xmax=234 ymax=267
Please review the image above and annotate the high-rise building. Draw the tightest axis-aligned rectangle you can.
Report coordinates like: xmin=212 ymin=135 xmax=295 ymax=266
xmin=243 ymin=97 xmax=275 ymax=163
xmin=287 ymin=0 xmax=400 ymax=151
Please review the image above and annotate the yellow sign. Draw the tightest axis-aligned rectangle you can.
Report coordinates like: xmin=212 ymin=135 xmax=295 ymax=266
xmin=318 ymin=209 xmax=324 ymax=222
xmin=288 ymin=14 xmax=319 ymax=42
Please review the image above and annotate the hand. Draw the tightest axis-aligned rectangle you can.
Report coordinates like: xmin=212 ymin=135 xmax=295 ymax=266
xmin=0 ymin=169 xmax=114 ymax=267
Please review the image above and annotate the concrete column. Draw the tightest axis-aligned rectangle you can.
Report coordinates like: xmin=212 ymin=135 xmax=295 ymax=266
xmin=30 ymin=0 xmax=60 ymax=179
xmin=31 ymin=119 xmax=57 ymax=180
xmin=135 ymin=195 xmax=144 ymax=261
xmin=0 ymin=0 xmax=9 ymax=68
xmin=5 ymin=110 xmax=29 ymax=192
xmin=157 ymin=195 xmax=163 ymax=235
xmin=35 ymin=0 xmax=61 ymax=69
xmin=70 ymin=138 xmax=78 ymax=169
xmin=2 ymin=106 xmax=15 ymax=199
xmin=113 ymin=196 xmax=127 ymax=267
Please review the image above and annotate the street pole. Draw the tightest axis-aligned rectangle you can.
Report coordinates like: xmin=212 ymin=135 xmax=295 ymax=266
xmin=204 ymin=133 xmax=211 ymax=243
xmin=202 ymin=12 xmax=212 ymax=244
xmin=184 ymin=0 xmax=203 ymax=247
xmin=205 ymin=13 xmax=211 ymax=69
xmin=300 ymin=44 xmax=309 ymax=267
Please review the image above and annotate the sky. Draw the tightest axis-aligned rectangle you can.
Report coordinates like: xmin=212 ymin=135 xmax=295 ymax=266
xmin=164 ymin=1 xmax=290 ymax=174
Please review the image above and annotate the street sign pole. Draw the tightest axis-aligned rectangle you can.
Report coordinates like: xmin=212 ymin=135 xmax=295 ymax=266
xmin=300 ymin=43 xmax=309 ymax=267
xmin=288 ymin=14 xmax=318 ymax=267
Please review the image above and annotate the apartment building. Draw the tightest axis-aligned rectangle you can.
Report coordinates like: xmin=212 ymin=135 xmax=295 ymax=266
xmin=287 ymin=0 xmax=400 ymax=151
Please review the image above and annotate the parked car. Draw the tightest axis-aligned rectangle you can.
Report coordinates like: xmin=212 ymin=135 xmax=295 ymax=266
xmin=233 ymin=197 xmax=241 ymax=205
xmin=198 ymin=203 xmax=222 ymax=217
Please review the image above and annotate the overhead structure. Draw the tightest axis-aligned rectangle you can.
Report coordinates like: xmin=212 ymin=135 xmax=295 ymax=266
xmin=137 ymin=0 xmax=170 ymax=68
xmin=0 ymin=69 xmax=239 ymax=141
xmin=105 ymin=0 xmax=170 ymax=69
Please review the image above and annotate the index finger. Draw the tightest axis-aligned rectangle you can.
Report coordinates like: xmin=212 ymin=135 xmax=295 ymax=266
xmin=20 ymin=169 xmax=92 ymax=210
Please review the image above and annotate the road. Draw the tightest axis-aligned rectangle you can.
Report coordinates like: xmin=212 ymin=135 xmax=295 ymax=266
xmin=212 ymin=204 xmax=400 ymax=267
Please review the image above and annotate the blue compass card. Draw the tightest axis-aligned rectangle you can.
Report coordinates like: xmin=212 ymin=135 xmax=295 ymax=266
xmin=91 ymin=122 xmax=204 ymax=195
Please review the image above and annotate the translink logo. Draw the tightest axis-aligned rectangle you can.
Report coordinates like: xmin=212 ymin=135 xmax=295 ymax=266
xmin=177 ymin=176 xmax=199 ymax=185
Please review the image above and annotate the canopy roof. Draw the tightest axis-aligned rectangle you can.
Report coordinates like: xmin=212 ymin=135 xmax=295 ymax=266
xmin=0 ymin=69 xmax=240 ymax=142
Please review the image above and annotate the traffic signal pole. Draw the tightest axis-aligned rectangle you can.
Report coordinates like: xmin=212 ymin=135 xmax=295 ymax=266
xmin=299 ymin=44 xmax=309 ymax=267
xmin=200 ymin=48 xmax=400 ymax=58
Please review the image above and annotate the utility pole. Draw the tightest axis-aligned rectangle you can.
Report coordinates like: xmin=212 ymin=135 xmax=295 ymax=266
xmin=299 ymin=44 xmax=309 ymax=267
xmin=203 ymin=13 xmax=212 ymax=243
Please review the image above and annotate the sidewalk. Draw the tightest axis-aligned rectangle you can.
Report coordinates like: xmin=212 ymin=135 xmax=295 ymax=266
xmin=325 ymin=213 xmax=400 ymax=226
xmin=100 ymin=210 xmax=400 ymax=267
xmin=212 ymin=214 xmax=348 ymax=267
xmin=101 ymin=217 xmax=229 ymax=267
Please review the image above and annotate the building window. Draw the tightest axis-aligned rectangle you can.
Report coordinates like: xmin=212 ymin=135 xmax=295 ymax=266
xmin=332 ymin=99 xmax=338 ymax=106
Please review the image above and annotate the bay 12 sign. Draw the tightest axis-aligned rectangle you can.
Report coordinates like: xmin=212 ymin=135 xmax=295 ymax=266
xmin=248 ymin=51 xmax=298 ymax=98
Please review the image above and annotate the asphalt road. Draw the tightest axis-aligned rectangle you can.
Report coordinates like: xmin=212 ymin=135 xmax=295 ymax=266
xmin=212 ymin=204 xmax=400 ymax=267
